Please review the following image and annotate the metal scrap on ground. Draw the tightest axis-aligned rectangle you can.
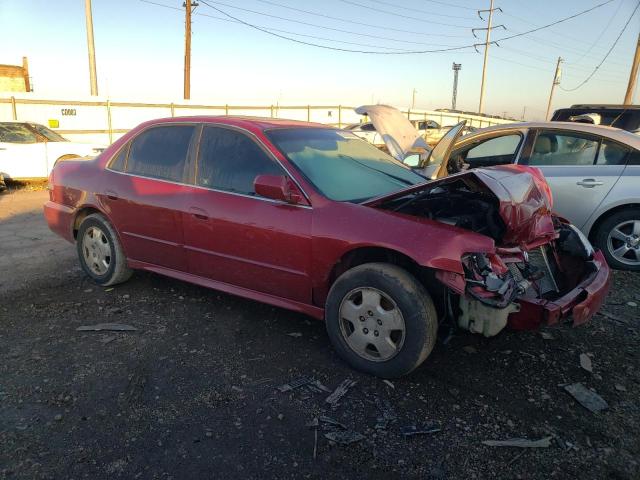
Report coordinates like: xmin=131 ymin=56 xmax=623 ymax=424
xmin=375 ymin=397 xmax=397 ymax=430
xmin=482 ymin=437 xmax=552 ymax=448
xmin=277 ymin=376 xmax=331 ymax=394
xmin=324 ymin=430 xmax=365 ymax=445
xmin=76 ymin=323 xmax=137 ymax=332
xmin=564 ymin=383 xmax=609 ymax=413
xmin=325 ymin=379 xmax=357 ymax=406
xmin=400 ymin=424 xmax=441 ymax=437
xmin=580 ymin=353 xmax=593 ymax=373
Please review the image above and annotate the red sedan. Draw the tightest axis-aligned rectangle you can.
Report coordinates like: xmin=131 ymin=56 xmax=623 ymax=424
xmin=44 ymin=116 xmax=610 ymax=378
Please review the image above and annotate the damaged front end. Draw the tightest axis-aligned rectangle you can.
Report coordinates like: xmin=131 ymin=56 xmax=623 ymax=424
xmin=367 ymin=164 xmax=611 ymax=337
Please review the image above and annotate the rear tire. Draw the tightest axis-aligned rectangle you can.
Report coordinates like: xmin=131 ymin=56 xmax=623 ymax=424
xmin=593 ymin=208 xmax=640 ymax=271
xmin=325 ymin=263 xmax=438 ymax=378
xmin=76 ymin=213 xmax=133 ymax=286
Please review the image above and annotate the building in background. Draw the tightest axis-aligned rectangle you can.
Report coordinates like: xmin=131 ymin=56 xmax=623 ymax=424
xmin=0 ymin=57 xmax=32 ymax=93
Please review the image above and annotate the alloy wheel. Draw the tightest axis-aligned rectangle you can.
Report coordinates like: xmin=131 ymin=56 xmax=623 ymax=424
xmin=82 ymin=226 xmax=112 ymax=275
xmin=607 ymin=219 xmax=640 ymax=267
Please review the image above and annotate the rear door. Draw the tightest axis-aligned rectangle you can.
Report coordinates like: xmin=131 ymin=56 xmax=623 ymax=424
xmin=520 ymin=129 xmax=627 ymax=229
xmin=182 ymin=125 xmax=313 ymax=303
xmin=101 ymin=124 xmax=197 ymax=271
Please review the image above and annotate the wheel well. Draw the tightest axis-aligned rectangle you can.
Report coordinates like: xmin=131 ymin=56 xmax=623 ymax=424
xmin=328 ymin=247 xmax=447 ymax=317
xmin=587 ymin=203 xmax=640 ymax=241
xmin=73 ymin=207 xmax=102 ymax=239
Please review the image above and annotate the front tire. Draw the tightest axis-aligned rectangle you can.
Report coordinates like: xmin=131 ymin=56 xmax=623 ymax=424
xmin=325 ymin=263 xmax=438 ymax=378
xmin=593 ymin=208 xmax=640 ymax=271
xmin=76 ymin=213 xmax=133 ymax=286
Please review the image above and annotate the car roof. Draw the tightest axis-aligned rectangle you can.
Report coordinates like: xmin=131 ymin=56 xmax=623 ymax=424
xmin=471 ymin=121 xmax=640 ymax=148
xmin=138 ymin=115 xmax=332 ymax=132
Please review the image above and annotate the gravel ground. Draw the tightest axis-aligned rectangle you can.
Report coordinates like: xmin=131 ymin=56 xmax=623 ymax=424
xmin=1 ymin=190 xmax=639 ymax=480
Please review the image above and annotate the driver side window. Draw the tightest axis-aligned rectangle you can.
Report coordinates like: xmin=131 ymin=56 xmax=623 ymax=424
xmin=454 ymin=134 xmax=522 ymax=168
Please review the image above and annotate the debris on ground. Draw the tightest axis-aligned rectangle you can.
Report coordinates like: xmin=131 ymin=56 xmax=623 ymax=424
xmin=481 ymin=437 xmax=552 ymax=448
xmin=400 ymin=424 xmax=441 ymax=437
xmin=463 ymin=345 xmax=477 ymax=354
xmin=615 ymin=384 xmax=627 ymax=392
xmin=564 ymin=383 xmax=609 ymax=413
xmin=383 ymin=379 xmax=395 ymax=389
xmin=627 ymin=301 xmax=637 ymax=307
xmin=276 ymin=376 xmax=331 ymax=394
xmin=325 ymin=379 xmax=357 ymax=407
xmin=579 ymin=353 xmax=593 ymax=373
xmin=539 ymin=332 xmax=554 ymax=340
xmin=286 ymin=332 xmax=302 ymax=337
xmin=324 ymin=430 xmax=365 ymax=445
xmin=76 ymin=323 xmax=137 ymax=332
xmin=277 ymin=376 xmax=314 ymax=393
xmin=375 ymin=397 xmax=397 ymax=430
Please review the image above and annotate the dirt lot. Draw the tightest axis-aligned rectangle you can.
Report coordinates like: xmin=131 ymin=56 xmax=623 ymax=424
xmin=1 ymin=189 xmax=639 ymax=480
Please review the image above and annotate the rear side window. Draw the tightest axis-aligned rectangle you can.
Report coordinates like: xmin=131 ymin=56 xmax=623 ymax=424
xmin=197 ymin=126 xmax=284 ymax=195
xmin=126 ymin=125 xmax=195 ymax=182
xmin=109 ymin=145 xmax=128 ymax=172
xmin=596 ymin=140 xmax=629 ymax=165
xmin=528 ymin=131 xmax=598 ymax=166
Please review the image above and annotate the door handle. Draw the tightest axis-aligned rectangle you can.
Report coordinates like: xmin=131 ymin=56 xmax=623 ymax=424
xmin=105 ymin=189 xmax=119 ymax=200
xmin=576 ymin=179 xmax=604 ymax=188
xmin=189 ymin=207 xmax=209 ymax=220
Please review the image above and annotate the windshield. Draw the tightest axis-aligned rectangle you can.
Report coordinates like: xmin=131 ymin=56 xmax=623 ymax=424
xmin=267 ymin=128 xmax=425 ymax=202
xmin=28 ymin=123 xmax=67 ymax=142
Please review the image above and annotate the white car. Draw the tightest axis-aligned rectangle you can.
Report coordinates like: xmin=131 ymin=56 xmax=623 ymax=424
xmin=0 ymin=121 xmax=106 ymax=180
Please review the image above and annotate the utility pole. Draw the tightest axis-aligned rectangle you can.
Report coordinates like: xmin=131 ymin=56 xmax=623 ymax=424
xmin=452 ymin=63 xmax=461 ymax=110
xmin=546 ymin=57 xmax=563 ymax=121
xmin=624 ymin=32 xmax=640 ymax=105
xmin=411 ymin=88 xmax=417 ymax=109
xmin=84 ymin=0 xmax=98 ymax=96
xmin=184 ymin=1 xmax=198 ymax=100
xmin=521 ymin=105 xmax=526 ymax=120
xmin=475 ymin=0 xmax=504 ymax=114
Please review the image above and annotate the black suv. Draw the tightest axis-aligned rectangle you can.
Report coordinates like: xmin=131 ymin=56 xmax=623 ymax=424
xmin=551 ymin=104 xmax=640 ymax=134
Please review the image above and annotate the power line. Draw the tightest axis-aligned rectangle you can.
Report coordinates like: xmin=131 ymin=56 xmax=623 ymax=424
xmin=140 ymin=0 xmax=449 ymax=51
xmin=492 ymin=0 xmax=615 ymax=43
xmin=199 ymin=0 xmax=476 ymax=54
xmin=199 ymin=0 xmax=621 ymax=55
xmin=363 ymin=0 xmax=477 ymax=20
xmin=560 ymin=0 xmax=640 ymax=92
xmin=248 ymin=0 xmax=471 ymax=37
xmin=423 ymin=0 xmax=477 ymax=11
xmin=336 ymin=0 xmax=477 ymax=28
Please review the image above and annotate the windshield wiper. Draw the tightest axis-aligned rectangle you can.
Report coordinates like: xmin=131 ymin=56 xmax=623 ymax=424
xmin=338 ymin=154 xmax=415 ymax=186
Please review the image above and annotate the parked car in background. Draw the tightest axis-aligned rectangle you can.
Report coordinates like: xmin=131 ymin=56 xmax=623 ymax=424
xmin=551 ymin=105 xmax=640 ymax=134
xmin=361 ymin=105 xmax=640 ymax=271
xmin=0 ymin=121 xmax=106 ymax=180
xmin=346 ymin=114 xmax=446 ymax=147
xmin=45 ymin=115 xmax=609 ymax=377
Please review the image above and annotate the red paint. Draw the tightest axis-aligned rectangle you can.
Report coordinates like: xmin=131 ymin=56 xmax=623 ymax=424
xmin=44 ymin=116 xmax=610 ymax=330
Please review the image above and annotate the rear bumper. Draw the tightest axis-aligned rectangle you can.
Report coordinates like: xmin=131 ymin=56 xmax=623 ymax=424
xmin=507 ymin=250 xmax=611 ymax=330
xmin=43 ymin=200 xmax=75 ymax=243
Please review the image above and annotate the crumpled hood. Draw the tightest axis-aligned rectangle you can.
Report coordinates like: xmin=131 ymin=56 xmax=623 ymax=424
xmin=364 ymin=164 xmax=556 ymax=246
xmin=355 ymin=105 xmax=429 ymax=161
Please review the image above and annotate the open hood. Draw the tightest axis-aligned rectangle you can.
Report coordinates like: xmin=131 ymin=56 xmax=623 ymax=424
xmin=355 ymin=105 xmax=429 ymax=161
xmin=355 ymin=105 xmax=466 ymax=180
xmin=363 ymin=164 xmax=556 ymax=246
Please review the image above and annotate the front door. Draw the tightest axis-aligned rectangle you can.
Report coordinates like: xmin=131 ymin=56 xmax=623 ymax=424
xmin=183 ymin=125 xmax=313 ymax=303
xmin=520 ymin=129 xmax=627 ymax=229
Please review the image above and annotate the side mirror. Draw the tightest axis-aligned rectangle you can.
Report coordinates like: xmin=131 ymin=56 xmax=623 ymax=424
xmin=254 ymin=174 xmax=306 ymax=205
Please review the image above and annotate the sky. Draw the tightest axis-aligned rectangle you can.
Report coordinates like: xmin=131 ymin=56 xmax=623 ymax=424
xmin=0 ymin=0 xmax=639 ymax=119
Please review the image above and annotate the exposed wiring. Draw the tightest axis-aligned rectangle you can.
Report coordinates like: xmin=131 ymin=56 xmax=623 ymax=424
xmin=559 ymin=0 xmax=640 ymax=92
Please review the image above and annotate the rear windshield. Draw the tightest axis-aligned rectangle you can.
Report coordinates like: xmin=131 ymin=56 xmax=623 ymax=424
xmin=267 ymin=128 xmax=425 ymax=202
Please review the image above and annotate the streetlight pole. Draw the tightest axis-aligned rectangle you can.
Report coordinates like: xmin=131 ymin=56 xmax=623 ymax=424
xmin=452 ymin=63 xmax=461 ymax=110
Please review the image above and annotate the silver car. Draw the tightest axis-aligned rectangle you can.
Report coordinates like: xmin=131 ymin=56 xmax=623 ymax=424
xmin=449 ymin=122 xmax=640 ymax=270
